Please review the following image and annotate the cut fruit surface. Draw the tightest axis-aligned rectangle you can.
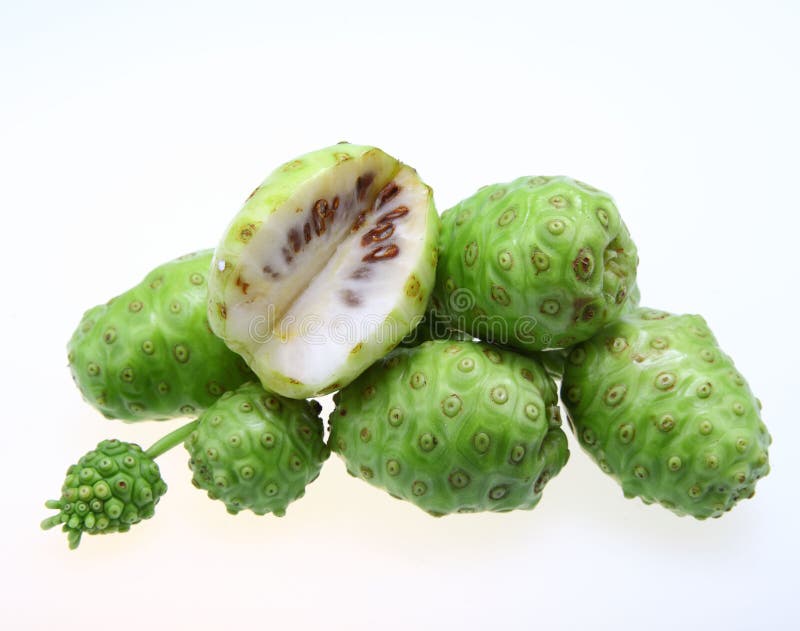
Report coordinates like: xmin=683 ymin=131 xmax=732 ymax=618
xmin=209 ymin=143 xmax=439 ymax=398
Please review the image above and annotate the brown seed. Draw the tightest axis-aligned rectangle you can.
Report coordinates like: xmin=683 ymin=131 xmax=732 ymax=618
xmin=377 ymin=182 xmax=400 ymax=208
xmin=289 ymin=229 xmax=302 ymax=253
xmin=363 ymin=244 xmax=399 ymax=262
xmin=379 ymin=206 xmax=410 ymax=223
xmin=356 ymin=172 xmax=375 ymax=201
xmin=235 ymin=276 xmax=250 ymax=295
xmin=351 ymin=266 xmax=371 ymax=280
xmin=312 ymin=199 xmax=330 ymax=235
xmin=351 ymin=211 xmax=368 ymax=233
xmin=341 ymin=289 xmax=361 ymax=306
xmin=361 ymin=222 xmax=395 ymax=245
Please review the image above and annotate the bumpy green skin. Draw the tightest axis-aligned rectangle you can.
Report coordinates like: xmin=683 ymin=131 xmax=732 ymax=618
xmin=185 ymin=382 xmax=329 ymax=516
xmin=434 ymin=176 xmax=638 ymax=351
xmin=329 ymin=340 xmax=569 ymax=516
xmin=68 ymin=250 xmax=254 ymax=421
xmin=41 ymin=439 xmax=167 ymax=549
xmin=561 ymin=308 xmax=771 ymax=519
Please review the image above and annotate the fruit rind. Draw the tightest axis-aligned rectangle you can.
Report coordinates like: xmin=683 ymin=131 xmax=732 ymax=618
xmin=68 ymin=250 xmax=254 ymax=421
xmin=561 ymin=308 xmax=771 ymax=519
xmin=329 ymin=340 xmax=569 ymax=515
xmin=434 ymin=176 xmax=638 ymax=351
xmin=41 ymin=439 xmax=167 ymax=549
xmin=185 ymin=382 xmax=329 ymax=516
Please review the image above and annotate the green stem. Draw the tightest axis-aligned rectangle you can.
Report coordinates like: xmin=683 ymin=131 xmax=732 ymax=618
xmin=145 ymin=419 xmax=200 ymax=460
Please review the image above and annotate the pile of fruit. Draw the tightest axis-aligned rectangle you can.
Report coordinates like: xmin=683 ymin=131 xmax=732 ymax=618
xmin=43 ymin=143 xmax=771 ymax=549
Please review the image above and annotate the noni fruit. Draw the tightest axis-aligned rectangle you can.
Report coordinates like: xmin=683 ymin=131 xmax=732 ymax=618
xmin=68 ymin=250 xmax=254 ymax=421
xmin=208 ymin=143 xmax=440 ymax=399
xmin=434 ymin=176 xmax=638 ymax=351
xmin=185 ymin=382 xmax=330 ymax=516
xmin=329 ymin=340 xmax=569 ymax=516
xmin=561 ymin=307 xmax=771 ymax=519
xmin=41 ymin=439 xmax=168 ymax=549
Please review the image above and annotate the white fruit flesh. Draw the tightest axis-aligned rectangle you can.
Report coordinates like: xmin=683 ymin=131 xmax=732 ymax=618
xmin=218 ymin=158 xmax=431 ymax=393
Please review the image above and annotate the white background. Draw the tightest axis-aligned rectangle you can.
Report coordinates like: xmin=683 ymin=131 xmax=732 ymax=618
xmin=2 ymin=1 xmax=798 ymax=629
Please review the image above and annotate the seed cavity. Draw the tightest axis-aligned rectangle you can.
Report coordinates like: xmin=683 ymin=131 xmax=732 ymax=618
xmin=363 ymin=244 xmax=399 ymax=262
xmin=361 ymin=222 xmax=395 ymax=246
xmin=377 ymin=182 xmax=400 ymax=207
xmin=341 ymin=289 xmax=361 ymax=307
xmin=379 ymin=206 xmax=409 ymax=223
xmin=356 ymin=173 xmax=375 ymax=201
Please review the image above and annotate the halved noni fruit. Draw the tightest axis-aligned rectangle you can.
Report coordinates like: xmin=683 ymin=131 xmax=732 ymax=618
xmin=208 ymin=143 xmax=440 ymax=398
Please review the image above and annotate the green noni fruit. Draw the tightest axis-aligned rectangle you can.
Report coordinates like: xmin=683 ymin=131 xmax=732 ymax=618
xmin=329 ymin=340 xmax=569 ymax=516
xmin=434 ymin=176 xmax=638 ymax=351
xmin=208 ymin=143 xmax=440 ymax=399
xmin=185 ymin=382 xmax=330 ymax=516
xmin=68 ymin=250 xmax=254 ymax=421
xmin=561 ymin=307 xmax=771 ymax=519
xmin=41 ymin=439 xmax=168 ymax=549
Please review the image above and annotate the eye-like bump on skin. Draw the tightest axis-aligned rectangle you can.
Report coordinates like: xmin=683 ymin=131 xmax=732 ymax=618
xmin=208 ymin=143 xmax=440 ymax=399
xmin=329 ymin=340 xmax=569 ymax=516
xmin=433 ymin=176 xmax=638 ymax=351
xmin=561 ymin=307 xmax=771 ymax=519
xmin=67 ymin=251 xmax=255 ymax=421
